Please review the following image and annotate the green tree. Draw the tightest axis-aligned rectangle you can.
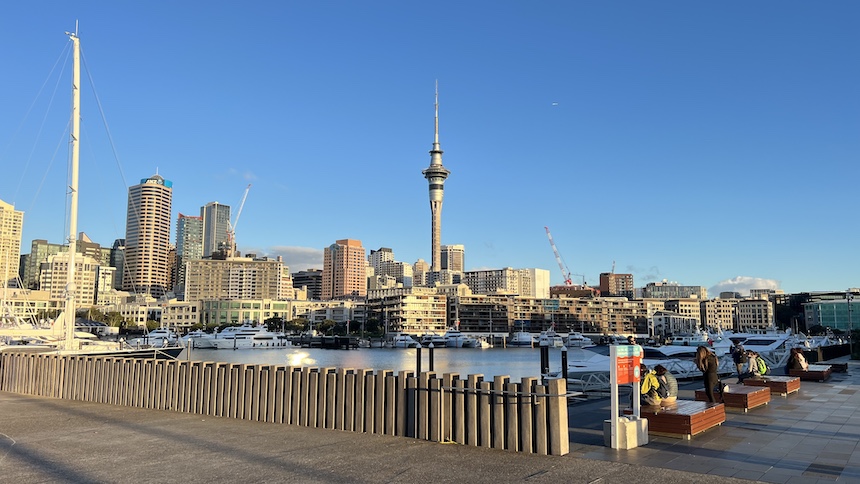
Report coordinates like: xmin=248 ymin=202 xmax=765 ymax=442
xmin=104 ymin=311 xmax=124 ymax=327
xmin=145 ymin=320 xmax=160 ymax=331
xmin=317 ymin=319 xmax=336 ymax=335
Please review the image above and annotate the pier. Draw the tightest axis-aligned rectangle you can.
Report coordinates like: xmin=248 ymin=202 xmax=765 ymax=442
xmin=1 ymin=352 xmax=858 ymax=482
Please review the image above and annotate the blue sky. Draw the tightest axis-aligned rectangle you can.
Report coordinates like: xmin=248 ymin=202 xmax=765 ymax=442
xmin=1 ymin=2 xmax=858 ymax=296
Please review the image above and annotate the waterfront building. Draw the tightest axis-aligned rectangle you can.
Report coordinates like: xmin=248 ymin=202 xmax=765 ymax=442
xmin=663 ymin=299 xmax=702 ymax=327
xmin=440 ymin=244 xmax=464 ymax=272
xmin=461 ymin=267 xmax=549 ymax=298
xmin=110 ymin=294 xmax=161 ymax=328
xmin=802 ymin=294 xmax=858 ymax=333
xmin=322 ymin=239 xmax=366 ymax=300
xmin=184 ymin=256 xmax=291 ymax=302
xmin=751 ymin=288 xmax=784 ymax=300
xmin=368 ymin=247 xmax=415 ymax=288
xmin=736 ymin=297 xmax=775 ymax=333
xmin=160 ymin=299 xmax=200 ymax=329
xmin=1 ymin=288 xmax=57 ymax=322
xmin=174 ymin=213 xmax=203 ymax=298
xmin=364 ymin=288 xmax=447 ymax=334
xmin=649 ymin=310 xmax=701 ymax=339
xmin=122 ymin=174 xmax=173 ymax=298
xmin=195 ymin=298 xmax=354 ymax=329
xmin=642 ymin=280 xmax=707 ymax=300
xmin=0 ymin=199 xmax=23 ymax=289
xmin=38 ymin=251 xmax=100 ymax=307
xmin=599 ymin=272 xmax=634 ymax=298
xmin=700 ymin=297 xmax=739 ymax=331
xmin=422 ymin=85 xmax=451 ymax=273
xmin=200 ymin=201 xmax=231 ymax=258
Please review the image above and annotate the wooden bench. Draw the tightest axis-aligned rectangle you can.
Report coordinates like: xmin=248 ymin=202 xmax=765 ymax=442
xmin=789 ymin=364 xmax=832 ymax=382
xmin=695 ymin=384 xmax=771 ymax=412
xmin=628 ymin=400 xmax=726 ymax=440
xmin=743 ymin=375 xmax=800 ymax=396
xmin=831 ymin=363 xmax=848 ymax=373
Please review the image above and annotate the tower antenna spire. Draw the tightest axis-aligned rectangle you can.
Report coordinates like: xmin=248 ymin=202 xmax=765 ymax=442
xmin=434 ymin=80 xmax=439 ymax=146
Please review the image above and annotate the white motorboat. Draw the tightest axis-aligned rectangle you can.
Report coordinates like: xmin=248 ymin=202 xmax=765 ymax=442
xmin=210 ymin=324 xmax=289 ymax=349
xmin=564 ymin=332 xmax=592 ymax=348
xmin=179 ymin=330 xmax=216 ymax=349
xmin=538 ymin=327 xmax=564 ymax=348
xmin=565 ymin=345 xmax=735 ymax=381
xmin=508 ymin=330 xmax=535 ymax=348
xmin=442 ymin=328 xmax=477 ymax=348
xmin=129 ymin=328 xmax=178 ymax=348
xmin=387 ymin=334 xmax=420 ymax=348
xmin=419 ymin=332 xmax=447 ymax=347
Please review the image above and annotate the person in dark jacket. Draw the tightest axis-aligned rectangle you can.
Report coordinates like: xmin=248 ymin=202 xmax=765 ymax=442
xmin=731 ymin=344 xmax=747 ymax=378
xmin=695 ymin=345 xmax=719 ymax=403
xmin=654 ymin=364 xmax=678 ymax=404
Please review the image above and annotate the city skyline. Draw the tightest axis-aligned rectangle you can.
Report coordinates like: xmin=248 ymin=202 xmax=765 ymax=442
xmin=1 ymin=3 xmax=858 ymax=295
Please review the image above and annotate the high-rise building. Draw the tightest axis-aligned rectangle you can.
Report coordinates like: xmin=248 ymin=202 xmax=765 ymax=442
xmin=39 ymin=251 xmax=100 ymax=306
xmin=440 ymin=244 xmax=465 ymax=272
xmin=599 ymin=272 xmax=635 ymax=298
xmin=0 ymin=199 xmax=23 ymax=289
xmin=201 ymin=202 xmax=230 ymax=258
xmin=322 ymin=239 xmax=366 ymax=300
xmin=292 ymin=269 xmax=323 ymax=300
xmin=175 ymin=213 xmax=203 ymax=296
xmin=422 ymin=85 xmax=450 ymax=273
xmin=368 ymin=248 xmax=394 ymax=271
xmin=122 ymin=174 xmax=173 ymax=298
xmin=184 ymin=255 xmax=290 ymax=302
xmin=110 ymin=239 xmax=125 ymax=290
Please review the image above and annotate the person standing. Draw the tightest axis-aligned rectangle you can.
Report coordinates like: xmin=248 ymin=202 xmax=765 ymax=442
xmin=732 ymin=344 xmax=748 ymax=379
xmin=695 ymin=346 xmax=719 ymax=403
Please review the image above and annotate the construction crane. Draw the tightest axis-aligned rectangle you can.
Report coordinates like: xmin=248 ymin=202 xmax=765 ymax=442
xmin=544 ymin=226 xmax=573 ymax=286
xmin=226 ymin=184 xmax=251 ymax=257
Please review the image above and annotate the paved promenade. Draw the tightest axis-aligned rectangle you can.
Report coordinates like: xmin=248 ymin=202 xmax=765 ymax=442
xmin=0 ymin=357 xmax=856 ymax=483
xmin=567 ymin=357 xmax=860 ymax=483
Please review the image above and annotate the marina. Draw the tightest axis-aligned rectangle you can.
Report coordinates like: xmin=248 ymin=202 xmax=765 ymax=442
xmin=181 ymin=345 xmax=567 ymax=382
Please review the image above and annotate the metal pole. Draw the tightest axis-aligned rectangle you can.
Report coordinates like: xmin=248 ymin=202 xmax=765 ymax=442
xmin=416 ymin=345 xmax=422 ymax=374
xmin=561 ymin=346 xmax=568 ymax=380
xmin=848 ymin=293 xmax=854 ymax=358
xmin=428 ymin=343 xmax=434 ymax=371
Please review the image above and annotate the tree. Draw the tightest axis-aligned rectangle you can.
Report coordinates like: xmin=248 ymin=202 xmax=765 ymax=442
xmin=105 ymin=311 xmax=124 ymax=327
xmin=317 ymin=319 xmax=336 ymax=335
xmin=145 ymin=320 xmax=160 ymax=331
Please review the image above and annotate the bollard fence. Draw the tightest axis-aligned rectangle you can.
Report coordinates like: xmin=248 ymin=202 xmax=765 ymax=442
xmin=0 ymin=352 xmax=569 ymax=455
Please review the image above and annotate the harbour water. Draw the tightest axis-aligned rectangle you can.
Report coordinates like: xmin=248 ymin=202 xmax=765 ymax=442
xmin=181 ymin=346 xmax=570 ymax=381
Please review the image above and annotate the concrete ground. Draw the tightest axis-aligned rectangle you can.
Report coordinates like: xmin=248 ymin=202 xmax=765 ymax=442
xmin=0 ymin=357 xmax=855 ymax=483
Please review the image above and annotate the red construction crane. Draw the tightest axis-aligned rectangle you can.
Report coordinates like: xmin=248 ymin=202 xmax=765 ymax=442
xmin=544 ymin=226 xmax=573 ymax=286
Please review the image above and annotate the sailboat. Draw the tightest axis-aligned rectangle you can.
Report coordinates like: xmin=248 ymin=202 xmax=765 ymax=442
xmin=0 ymin=28 xmax=180 ymax=359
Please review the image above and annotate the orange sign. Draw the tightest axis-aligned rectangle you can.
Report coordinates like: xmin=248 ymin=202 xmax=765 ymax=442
xmin=612 ymin=345 xmax=642 ymax=385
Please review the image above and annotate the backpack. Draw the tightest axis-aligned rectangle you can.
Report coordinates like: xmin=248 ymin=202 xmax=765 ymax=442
xmin=756 ymin=357 xmax=768 ymax=375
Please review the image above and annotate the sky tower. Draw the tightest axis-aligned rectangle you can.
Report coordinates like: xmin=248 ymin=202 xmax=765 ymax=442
xmin=422 ymin=83 xmax=450 ymax=272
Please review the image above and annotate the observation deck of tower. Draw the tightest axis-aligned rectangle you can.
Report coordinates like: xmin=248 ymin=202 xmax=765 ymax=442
xmin=422 ymin=84 xmax=450 ymax=272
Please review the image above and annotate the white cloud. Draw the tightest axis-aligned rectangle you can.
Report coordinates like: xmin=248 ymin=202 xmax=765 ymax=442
xmin=241 ymin=245 xmax=323 ymax=272
xmin=709 ymin=276 xmax=781 ymax=297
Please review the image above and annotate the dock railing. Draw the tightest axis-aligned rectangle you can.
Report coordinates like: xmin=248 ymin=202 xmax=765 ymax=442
xmin=0 ymin=352 xmax=568 ymax=455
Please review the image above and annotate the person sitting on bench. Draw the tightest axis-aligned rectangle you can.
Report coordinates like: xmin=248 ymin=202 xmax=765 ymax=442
xmin=737 ymin=350 xmax=762 ymax=383
xmin=654 ymin=364 xmax=678 ymax=404
xmin=787 ymin=347 xmax=809 ymax=372
xmin=639 ymin=363 xmax=666 ymax=406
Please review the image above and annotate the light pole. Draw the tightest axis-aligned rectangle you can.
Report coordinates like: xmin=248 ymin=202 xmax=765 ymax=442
xmin=848 ymin=292 xmax=854 ymax=358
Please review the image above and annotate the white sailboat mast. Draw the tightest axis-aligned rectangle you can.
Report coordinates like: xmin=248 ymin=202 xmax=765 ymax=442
xmin=64 ymin=28 xmax=80 ymax=350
